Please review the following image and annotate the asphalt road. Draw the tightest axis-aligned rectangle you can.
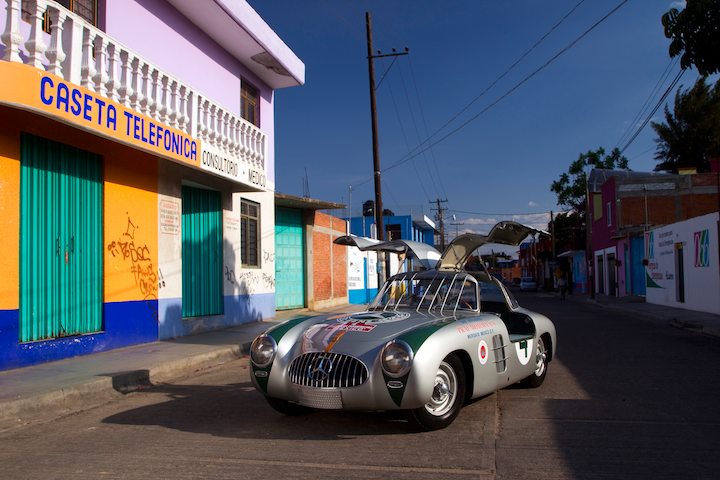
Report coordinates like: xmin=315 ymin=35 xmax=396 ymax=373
xmin=1 ymin=293 xmax=719 ymax=480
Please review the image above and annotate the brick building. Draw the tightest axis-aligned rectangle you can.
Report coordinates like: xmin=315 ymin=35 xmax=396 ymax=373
xmin=588 ymin=168 xmax=720 ymax=298
xmin=274 ymin=194 xmax=347 ymax=310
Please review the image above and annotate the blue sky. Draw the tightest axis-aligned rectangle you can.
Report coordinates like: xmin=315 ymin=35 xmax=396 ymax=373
xmin=250 ymin=0 xmax=696 ymax=238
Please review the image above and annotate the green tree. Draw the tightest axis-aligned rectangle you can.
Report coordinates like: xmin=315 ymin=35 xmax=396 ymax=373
xmin=551 ymin=147 xmax=630 ymax=215
xmin=652 ymin=78 xmax=720 ymax=173
xmin=551 ymin=211 xmax=584 ymax=252
xmin=662 ymin=0 xmax=720 ymax=76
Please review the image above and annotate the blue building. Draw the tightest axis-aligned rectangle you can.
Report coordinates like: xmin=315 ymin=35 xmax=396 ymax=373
xmin=348 ymin=214 xmax=437 ymax=246
xmin=344 ymin=213 xmax=437 ymax=305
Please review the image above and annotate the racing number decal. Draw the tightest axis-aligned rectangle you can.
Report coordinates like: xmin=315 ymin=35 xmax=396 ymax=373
xmin=478 ymin=340 xmax=489 ymax=365
xmin=515 ymin=339 xmax=534 ymax=366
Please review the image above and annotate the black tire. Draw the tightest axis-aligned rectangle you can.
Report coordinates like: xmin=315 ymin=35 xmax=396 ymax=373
xmin=520 ymin=335 xmax=549 ymax=388
xmin=407 ymin=354 xmax=466 ymax=431
xmin=265 ymin=396 xmax=313 ymax=416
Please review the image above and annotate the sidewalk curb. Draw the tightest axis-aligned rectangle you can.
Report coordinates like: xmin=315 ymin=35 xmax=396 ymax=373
xmin=564 ymin=293 xmax=720 ymax=339
xmin=0 ymin=344 xmax=249 ymax=428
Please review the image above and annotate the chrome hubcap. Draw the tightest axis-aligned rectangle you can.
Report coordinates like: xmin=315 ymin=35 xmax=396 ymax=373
xmin=425 ymin=361 xmax=457 ymax=416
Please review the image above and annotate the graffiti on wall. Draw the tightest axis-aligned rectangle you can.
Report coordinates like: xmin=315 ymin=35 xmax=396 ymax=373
xmin=694 ymin=229 xmax=710 ymax=267
xmin=108 ymin=215 xmax=159 ymax=302
xmin=263 ymin=250 xmax=275 ymax=263
xmin=229 ymin=270 xmax=275 ymax=294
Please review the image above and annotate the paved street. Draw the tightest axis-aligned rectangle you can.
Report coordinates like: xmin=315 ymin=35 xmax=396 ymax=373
xmin=1 ymin=293 xmax=719 ymax=479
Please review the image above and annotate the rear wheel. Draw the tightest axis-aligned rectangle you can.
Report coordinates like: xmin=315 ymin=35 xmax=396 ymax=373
xmin=407 ymin=354 xmax=465 ymax=431
xmin=265 ymin=396 xmax=313 ymax=416
xmin=520 ymin=336 xmax=548 ymax=388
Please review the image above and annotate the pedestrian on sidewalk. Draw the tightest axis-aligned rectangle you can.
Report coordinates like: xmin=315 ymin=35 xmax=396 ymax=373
xmin=557 ymin=272 xmax=567 ymax=301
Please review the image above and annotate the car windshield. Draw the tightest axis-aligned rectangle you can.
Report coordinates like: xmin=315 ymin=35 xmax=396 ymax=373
xmin=369 ymin=271 xmax=479 ymax=313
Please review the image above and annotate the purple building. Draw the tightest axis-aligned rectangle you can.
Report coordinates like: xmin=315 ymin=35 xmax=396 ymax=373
xmin=0 ymin=0 xmax=304 ymax=370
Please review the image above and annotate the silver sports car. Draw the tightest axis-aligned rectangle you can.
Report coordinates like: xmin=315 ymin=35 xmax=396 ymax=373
xmin=250 ymin=221 xmax=556 ymax=430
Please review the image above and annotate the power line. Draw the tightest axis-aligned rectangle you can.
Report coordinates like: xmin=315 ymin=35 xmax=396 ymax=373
xmin=386 ymin=79 xmax=433 ymax=201
xmin=406 ymin=57 xmax=449 ymax=201
xmin=397 ymin=58 xmax=445 ymax=199
xmin=451 ymin=208 xmax=572 ymax=217
xmin=619 ymin=69 xmax=686 ymax=155
xmin=418 ymin=0 xmax=587 ymax=151
xmin=614 ymin=57 xmax=679 ymax=149
xmin=352 ymin=0 xmax=629 ymax=187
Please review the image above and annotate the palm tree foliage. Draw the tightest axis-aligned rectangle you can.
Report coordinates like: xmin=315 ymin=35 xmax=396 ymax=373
xmin=652 ymin=78 xmax=720 ymax=173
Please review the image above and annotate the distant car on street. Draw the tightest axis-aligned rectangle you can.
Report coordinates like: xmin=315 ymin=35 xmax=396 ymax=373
xmin=519 ymin=277 xmax=538 ymax=291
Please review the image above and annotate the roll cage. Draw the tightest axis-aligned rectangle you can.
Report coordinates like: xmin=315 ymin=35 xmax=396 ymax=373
xmin=368 ymin=270 xmax=480 ymax=316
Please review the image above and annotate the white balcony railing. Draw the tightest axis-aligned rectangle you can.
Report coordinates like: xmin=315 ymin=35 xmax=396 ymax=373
xmin=1 ymin=0 xmax=266 ymax=171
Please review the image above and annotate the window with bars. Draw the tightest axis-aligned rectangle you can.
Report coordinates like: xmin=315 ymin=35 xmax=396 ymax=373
xmin=22 ymin=0 xmax=98 ymax=31
xmin=241 ymin=199 xmax=261 ymax=267
xmin=240 ymin=80 xmax=260 ymax=127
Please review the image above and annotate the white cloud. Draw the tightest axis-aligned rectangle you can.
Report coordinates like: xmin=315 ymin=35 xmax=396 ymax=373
xmin=452 ymin=213 xmax=551 ymax=236
xmin=528 ymin=200 xmax=538 ymax=207
xmin=669 ymin=1 xmax=686 ymax=9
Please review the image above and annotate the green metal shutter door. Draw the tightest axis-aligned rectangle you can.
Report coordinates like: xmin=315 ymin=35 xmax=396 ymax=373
xmin=181 ymin=186 xmax=223 ymax=317
xmin=20 ymin=134 xmax=103 ymax=342
xmin=275 ymin=207 xmax=305 ymax=310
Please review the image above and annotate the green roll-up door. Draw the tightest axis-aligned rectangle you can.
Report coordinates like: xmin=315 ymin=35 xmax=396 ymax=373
xmin=275 ymin=207 xmax=305 ymax=310
xmin=20 ymin=133 xmax=103 ymax=342
xmin=181 ymin=186 xmax=223 ymax=317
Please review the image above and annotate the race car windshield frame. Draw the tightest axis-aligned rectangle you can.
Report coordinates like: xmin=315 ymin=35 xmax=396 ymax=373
xmin=369 ymin=271 xmax=479 ymax=315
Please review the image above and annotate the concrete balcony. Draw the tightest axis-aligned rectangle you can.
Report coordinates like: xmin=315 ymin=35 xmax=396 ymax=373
xmin=1 ymin=0 xmax=267 ymax=189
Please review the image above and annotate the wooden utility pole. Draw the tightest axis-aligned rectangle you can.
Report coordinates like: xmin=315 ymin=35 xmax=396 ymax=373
xmin=430 ymin=198 xmax=449 ymax=250
xmin=365 ymin=12 xmax=407 ymax=283
xmin=366 ymin=12 xmax=383 ymax=241
xmin=365 ymin=12 xmax=408 ymax=240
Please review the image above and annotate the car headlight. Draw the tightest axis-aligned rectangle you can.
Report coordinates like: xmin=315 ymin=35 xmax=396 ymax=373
xmin=250 ymin=334 xmax=277 ymax=368
xmin=381 ymin=340 xmax=414 ymax=378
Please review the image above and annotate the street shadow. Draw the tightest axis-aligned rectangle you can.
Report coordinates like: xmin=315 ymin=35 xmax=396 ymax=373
xmin=102 ymin=381 xmax=417 ymax=439
xmin=508 ymin=293 xmax=720 ymax=479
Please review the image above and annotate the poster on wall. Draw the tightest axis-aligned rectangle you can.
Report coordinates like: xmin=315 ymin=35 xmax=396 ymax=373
xmin=367 ymin=252 xmax=378 ymax=290
xmin=347 ymin=247 xmax=365 ymax=290
xmin=645 ymin=228 xmax=675 ymax=290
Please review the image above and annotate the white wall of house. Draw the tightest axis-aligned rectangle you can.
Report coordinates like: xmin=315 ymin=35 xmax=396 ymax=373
xmin=646 ymin=212 xmax=720 ymax=314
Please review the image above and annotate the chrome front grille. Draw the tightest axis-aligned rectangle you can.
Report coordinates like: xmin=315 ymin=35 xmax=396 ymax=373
xmin=289 ymin=352 xmax=369 ymax=388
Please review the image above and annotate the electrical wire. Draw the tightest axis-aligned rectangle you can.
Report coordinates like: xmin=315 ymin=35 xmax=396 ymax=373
xmin=396 ymin=59 xmax=445 ymax=199
xmin=352 ymin=0 xmax=630 ymax=187
xmin=407 ymin=57 xmax=450 ymax=201
xmin=386 ymin=79 xmax=433 ymax=201
xmin=619 ymin=69 xmax=685 ymax=154
xmin=415 ymin=0 xmax=588 ymax=154
xmin=614 ymin=57 xmax=679 ymax=149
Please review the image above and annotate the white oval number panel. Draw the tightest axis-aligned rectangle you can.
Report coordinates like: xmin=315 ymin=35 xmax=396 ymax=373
xmin=478 ymin=340 xmax=489 ymax=365
xmin=515 ymin=339 xmax=534 ymax=366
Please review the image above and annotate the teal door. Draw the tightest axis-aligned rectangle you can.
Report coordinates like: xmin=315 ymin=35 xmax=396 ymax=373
xmin=275 ymin=207 xmax=305 ymax=310
xmin=181 ymin=186 xmax=223 ymax=317
xmin=20 ymin=133 xmax=103 ymax=342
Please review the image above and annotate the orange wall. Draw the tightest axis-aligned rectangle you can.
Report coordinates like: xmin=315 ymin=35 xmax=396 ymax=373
xmin=0 ymin=106 xmax=159 ymax=310
xmin=0 ymin=111 xmax=20 ymax=310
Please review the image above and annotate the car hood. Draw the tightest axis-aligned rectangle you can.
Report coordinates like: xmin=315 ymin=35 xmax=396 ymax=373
xmin=438 ymin=221 xmax=548 ymax=270
xmin=298 ymin=310 xmax=450 ymax=357
xmin=334 ymin=235 xmax=441 ymax=270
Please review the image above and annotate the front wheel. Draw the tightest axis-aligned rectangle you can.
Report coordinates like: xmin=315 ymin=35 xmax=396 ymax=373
xmin=407 ymin=354 xmax=466 ymax=431
xmin=520 ymin=336 xmax=548 ymax=388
